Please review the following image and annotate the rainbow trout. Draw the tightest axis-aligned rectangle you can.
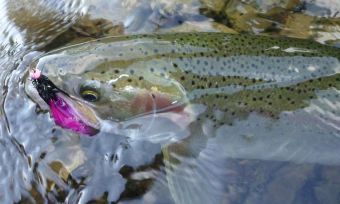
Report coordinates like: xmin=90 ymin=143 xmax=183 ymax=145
xmin=28 ymin=32 xmax=340 ymax=133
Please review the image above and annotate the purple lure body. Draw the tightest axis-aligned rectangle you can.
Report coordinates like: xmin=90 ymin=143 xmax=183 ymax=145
xmin=49 ymin=93 xmax=99 ymax=136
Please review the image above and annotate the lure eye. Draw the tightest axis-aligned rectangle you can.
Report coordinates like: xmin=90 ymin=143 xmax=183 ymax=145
xmin=80 ymin=89 xmax=100 ymax=102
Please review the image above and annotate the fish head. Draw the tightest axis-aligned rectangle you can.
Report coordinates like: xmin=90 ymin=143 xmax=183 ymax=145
xmin=28 ymin=51 xmax=188 ymax=122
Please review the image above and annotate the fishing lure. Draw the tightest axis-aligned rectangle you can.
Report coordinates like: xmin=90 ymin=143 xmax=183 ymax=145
xmin=30 ymin=69 xmax=100 ymax=136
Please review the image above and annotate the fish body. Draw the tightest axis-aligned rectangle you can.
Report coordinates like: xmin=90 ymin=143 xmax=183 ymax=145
xmin=30 ymin=32 xmax=340 ymax=124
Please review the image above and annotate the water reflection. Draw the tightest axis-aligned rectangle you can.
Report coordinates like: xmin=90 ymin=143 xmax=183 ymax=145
xmin=161 ymin=99 xmax=340 ymax=203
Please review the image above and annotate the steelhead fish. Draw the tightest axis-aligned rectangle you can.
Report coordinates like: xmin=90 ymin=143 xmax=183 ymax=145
xmin=29 ymin=32 xmax=340 ymax=131
xmin=28 ymin=32 xmax=340 ymax=204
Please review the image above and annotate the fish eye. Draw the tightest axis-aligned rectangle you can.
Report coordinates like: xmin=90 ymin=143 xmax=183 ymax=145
xmin=80 ymin=88 xmax=100 ymax=102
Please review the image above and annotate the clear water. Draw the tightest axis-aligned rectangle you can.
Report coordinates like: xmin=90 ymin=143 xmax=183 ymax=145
xmin=0 ymin=0 xmax=340 ymax=203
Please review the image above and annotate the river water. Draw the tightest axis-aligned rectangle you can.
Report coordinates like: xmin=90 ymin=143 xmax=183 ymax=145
xmin=0 ymin=0 xmax=339 ymax=203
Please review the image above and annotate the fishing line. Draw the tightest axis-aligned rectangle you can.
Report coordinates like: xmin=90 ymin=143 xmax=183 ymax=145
xmin=128 ymin=91 xmax=159 ymax=142
xmin=138 ymin=92 xmax=158 ymax=139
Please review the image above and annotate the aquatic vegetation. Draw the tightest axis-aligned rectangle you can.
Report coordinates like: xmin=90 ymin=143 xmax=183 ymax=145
xmin=201 ymin=0 xmax=340 ymax=45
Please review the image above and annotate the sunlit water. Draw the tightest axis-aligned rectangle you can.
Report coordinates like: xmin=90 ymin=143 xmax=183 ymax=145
xmin=0 ymin=0 xmax=340 ymax=203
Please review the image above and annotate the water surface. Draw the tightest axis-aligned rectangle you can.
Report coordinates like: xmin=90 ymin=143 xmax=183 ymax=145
xmin=0 ymin=0 xmax=340 ymax=203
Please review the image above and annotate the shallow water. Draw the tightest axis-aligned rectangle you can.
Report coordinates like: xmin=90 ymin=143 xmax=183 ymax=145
xmin=0 ymin=0 xmax=340 ymax=203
